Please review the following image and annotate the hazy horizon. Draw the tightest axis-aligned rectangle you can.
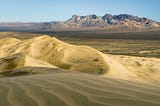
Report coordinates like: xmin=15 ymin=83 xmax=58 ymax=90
xmin=0 ymin=0 xmax=160 ymax=22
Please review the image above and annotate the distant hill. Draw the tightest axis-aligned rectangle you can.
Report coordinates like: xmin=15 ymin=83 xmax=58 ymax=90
xmin=0 ymin=14 xmax=160 ymax=31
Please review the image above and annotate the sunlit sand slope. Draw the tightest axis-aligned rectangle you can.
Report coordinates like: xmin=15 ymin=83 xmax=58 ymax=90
xmin=0 ymin=35 xmax=109 ymax=75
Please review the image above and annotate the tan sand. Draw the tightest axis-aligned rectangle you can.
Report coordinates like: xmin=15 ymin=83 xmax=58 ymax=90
xmin=0 ymin=71 xmax=160 ymax=106
xmin=0 ymin=35 xmax=109 ymax=75
xmin=0 ymin=33 xmax=160 ymax=106
xmin=109 ymin=55 xmax=160 ymax=83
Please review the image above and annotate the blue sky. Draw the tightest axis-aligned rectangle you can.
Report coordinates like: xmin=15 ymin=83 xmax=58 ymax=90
xmin=0 ymin=0 xmax=160 ymax=22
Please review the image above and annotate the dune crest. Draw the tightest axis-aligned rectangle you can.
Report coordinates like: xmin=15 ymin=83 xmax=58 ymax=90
xmin=0 ymin=36 xmax=109 ymax=75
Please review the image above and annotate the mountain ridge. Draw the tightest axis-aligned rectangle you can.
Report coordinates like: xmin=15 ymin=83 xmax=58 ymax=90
xmin=0 ymin=13 xmax=160 ymax=31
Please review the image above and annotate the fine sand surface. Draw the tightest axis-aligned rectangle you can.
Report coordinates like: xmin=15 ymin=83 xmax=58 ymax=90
xmin=0 ymin=32 xmax=160 ymax=106
xmin=109 ymin=55 xmax=160 ymax=83
xmin=1 ymin=72 xmax=160 ymax=106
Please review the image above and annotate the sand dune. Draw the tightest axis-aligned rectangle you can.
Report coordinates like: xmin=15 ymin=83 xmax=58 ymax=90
xmin=0 ymin=33 xmax=160 ymax=106
xmin=0 ymin=35 xmax=160 ymax=81
xmin=0 ymin=72 xmax=160 ymax=106
xmin=0 ymin=35 xmax=109 ymax=75
xmin=0 ymin=35 xmax=142 ymax=81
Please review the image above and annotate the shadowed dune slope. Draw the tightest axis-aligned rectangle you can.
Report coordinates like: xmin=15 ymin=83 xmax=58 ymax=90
xmin=0 ymin=72 xmax=160 ymax=106
xmin=0 ymin=53 xmax=57 ymax=73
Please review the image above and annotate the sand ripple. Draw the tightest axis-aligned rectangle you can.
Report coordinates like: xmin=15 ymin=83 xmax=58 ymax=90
xmin=0 ymin=72 xmax=160 ymax=106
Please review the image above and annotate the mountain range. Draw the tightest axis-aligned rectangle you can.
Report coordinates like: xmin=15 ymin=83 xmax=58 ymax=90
xmin=0 ymin=14 xmax=160 ymax=31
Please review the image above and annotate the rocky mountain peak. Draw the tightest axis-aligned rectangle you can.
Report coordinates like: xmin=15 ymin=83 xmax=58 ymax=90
xmin=0 ymin=13 xmax=159 ymax=31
